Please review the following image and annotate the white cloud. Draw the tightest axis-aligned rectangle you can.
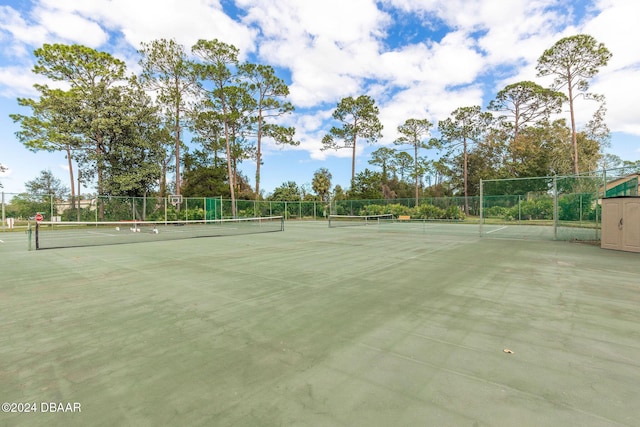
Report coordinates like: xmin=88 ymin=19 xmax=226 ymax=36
xmin=33 ymin=7 xmax=108 ymax=47
xmin=0 ymin=66 xmax=45 ymax=98
xmin=0 ymin=5 xmax=49 ymax=49
xmin=1 ymin=0 xmax=640 ymax=192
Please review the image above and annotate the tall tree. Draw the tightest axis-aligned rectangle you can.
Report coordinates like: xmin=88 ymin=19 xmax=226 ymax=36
xmin=12 ymin=44 xmax=130 ymax=217
xmin=95 ymin=81 xmax=165 ymax=197
xmin=438 ymin=106 xmax=493 ymax=214
xmin=536 ymin=34 xmax=612 ymax=174
xmin=321 ymin=95 xmax=383 ymax=186
xmin=393 ymin=118 xmax=435 ymax=205
xmin=192 ymin=39 xmax=243 ymax=216
xmin=240 ymin=63 xmax=297 ymax=198
xmin=139 ymin=39 xmax=199 ymax=196
xmin=488 ymin=81 xmax=565 ymax=165
xmin=12 ymin=86 xmax=82 ymax=207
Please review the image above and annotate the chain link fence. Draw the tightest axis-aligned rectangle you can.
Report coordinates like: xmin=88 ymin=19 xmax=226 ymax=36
xmin=3 ymin=166 xmax=638 ymax=240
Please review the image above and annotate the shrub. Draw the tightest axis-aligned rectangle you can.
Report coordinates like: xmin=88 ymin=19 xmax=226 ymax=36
xmin=444 ymin=205 xmax=465 ymax=220
xmin=484 ymin=205 xmax=509 ymax=218
xmin=411 ymin=204 xmax=446 ymax=219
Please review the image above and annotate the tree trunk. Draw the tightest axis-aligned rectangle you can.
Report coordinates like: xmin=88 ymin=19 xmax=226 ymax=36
xmin=255 ymin=113 xmax=263 ymax=199
xmin=174 ymin=105 xmax=181 ymax=195
xmin=414 ymin=144 xmax=419 ymax=206
xmin=567 ymin=78 xmax=579 ymax=175
xmin=463 ymin=138 xmax=469 ymax=215
xmin=66 ymin=146 xmax=75 ymax=214
xmin=351 ymin=135 xmax=357 ymax=188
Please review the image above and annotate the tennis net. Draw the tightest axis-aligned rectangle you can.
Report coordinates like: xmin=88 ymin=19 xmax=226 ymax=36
xmin=328 ymin=214 xmax=393 ymax=228
xmin=32 ymin=216 xmax=284 ymax=250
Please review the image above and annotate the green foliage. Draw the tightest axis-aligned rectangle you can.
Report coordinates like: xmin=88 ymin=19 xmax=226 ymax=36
xmin=514 ymin=197 xmax=554 ymax=220
xmin=536 ymin=34 xmax=612 ymax=174
xmin=357 ymin=203 xmax=465 ymax=220
xmin=348 ymin=169 xmax=383 ymax=200
xmin=438 ymin=105 xmax=493 ymax=214
xmin=312 ymin=168 xmax=332 ymax=202
xmin=269 ymin=181 xmax=302 ymax=201
xmin=6 ymin=193 xmax=52 ymax=219
xmin=322 ymin=95 xmax=383 ymax=184
xmin=139 ymin=38 xmax=200 ymax=195
xmin=240 ymin=63 xmax=297 ymax=196
xmin=558 ymin=193 xmax=598 ymax=221
xmin=489 ymin=81 xmax=566 ymax=131
xmin=413 ymin=204 xmax=445 ymax=219
xmin=368 ymin=147 xmax=396 ymax=182
xmin=25 ymin=170 xmax=69 ymax=199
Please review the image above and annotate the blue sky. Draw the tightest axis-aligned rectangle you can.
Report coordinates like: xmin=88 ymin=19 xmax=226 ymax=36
xmin=1 ymin=0 xmax=639 ymax=196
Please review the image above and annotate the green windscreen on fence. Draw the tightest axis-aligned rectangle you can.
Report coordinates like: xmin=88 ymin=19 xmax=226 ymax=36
xmin=605 ymin=176 xmax=638 ymax=198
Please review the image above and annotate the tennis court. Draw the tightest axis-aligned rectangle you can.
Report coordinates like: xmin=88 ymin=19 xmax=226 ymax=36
xmin=1 ymin=220 xmax=639 ymax=426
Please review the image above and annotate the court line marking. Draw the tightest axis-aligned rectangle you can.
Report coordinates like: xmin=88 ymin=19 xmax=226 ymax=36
xmin=486 ymin=226 xmax=507 ymax=234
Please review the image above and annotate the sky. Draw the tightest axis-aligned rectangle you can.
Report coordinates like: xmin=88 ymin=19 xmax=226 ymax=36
xmin=1 ymin=0 xmax=639 ymax=197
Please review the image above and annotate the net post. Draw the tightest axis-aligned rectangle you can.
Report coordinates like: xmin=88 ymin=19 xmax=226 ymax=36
xmin=35 ymin=222 xmax=40 ymax=250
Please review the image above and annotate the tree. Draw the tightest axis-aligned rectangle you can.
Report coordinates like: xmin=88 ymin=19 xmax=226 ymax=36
xmin=240 ymin=63 xmax=297 ymax=198
xmin=488 ymin=81 xmax=565 ymax=166
xmin=438 ymin=106 xmax=493 ymax=214
xmin=321 ymin=95 xmax=383 ymax=186
xmin=26 ymin=169 xmax=69 ymax=199
xmin=489 ymin=81 xmax=565 ymax=139
xmin=311 ymin=168 xmax=332 ymax=203
xmin=332 ymin=185 xmax=346 ymax=201
xmin=393 ymin=118 xmax=436 ymax=205
xmin=536 ymin=34 xmax=612 ymax=174
xmin=192 ymin=39 xmax=244 ymax=217
xmin=139 ymin=39 xmax=199 ymax=196
xmin=12 ymin=44 xmax=135 ymax=218
xmin=14 ymin=170 xmax=70 ymax=219
xmin=368 ymin=147 xmax=396 ymax=182
xmin=269 ymin=181 xmax=302 ymax=201
xmin=348 ymin=169 xmax=384 ymax=200
xmin=390 ymin=151 xmax=413 ymax=182
xmin=181 ymin=149 xmax=233 ymax=197
xmin=11 ymin=87 xmax=80 ymax=202
xmin=95 ymin=81 xmax=165 ymax=197
xmin=599 ymin=153 xmax=622 ymax=171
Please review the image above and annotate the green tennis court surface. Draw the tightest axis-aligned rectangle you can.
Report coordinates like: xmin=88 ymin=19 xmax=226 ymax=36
xmin=1 ymin=221 xmax=638 ymax=426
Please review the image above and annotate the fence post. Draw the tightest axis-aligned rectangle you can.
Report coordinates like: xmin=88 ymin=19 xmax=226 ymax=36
xmin=479 ymin=179 xmax=483 ymax=237
xmin=553 ymin=176 xmax=558 ymax=240
xmin=518 ymin=195 xmax=522 ymax=222
xmin=1 ymin=192 xmax=4 ymax=231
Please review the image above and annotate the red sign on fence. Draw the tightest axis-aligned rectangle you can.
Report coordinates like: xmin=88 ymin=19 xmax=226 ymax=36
xmin=35 ymin=213 xmax=43 ymax=222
